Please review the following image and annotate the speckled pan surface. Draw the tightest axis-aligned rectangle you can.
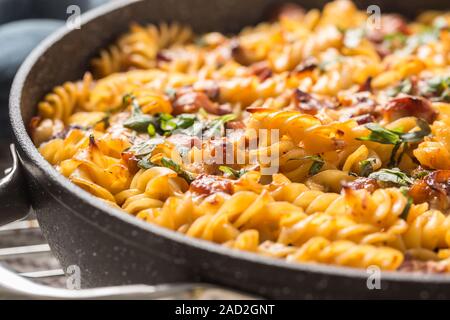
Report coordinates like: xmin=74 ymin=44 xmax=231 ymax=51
xmin=7 ymin=0 xmax=450 ymax=298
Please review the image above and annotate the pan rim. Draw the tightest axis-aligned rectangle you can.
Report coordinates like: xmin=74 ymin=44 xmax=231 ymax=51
xmin=9 ymin=0 xmax=450 ymax=285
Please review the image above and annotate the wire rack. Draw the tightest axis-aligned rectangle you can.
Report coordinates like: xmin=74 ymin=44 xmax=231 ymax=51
xmin=0 ymin=217 xmax=255 ymax=299
xmin=0 ymin=217 xmax=67 ymax=287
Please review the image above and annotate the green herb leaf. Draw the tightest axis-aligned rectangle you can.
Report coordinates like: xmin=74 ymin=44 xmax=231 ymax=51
xmin=388 ymin=78 xmax=413 ymax=97
xmin=358 ymin=119 xmax=431 ymax=167
xmin=137 ymin=155 xmax=155 ymax=170
xmin=359 ymin=158 xmax=376 ymax=177
xmin=357 ymin=123 xmax=401 ymax=145
xmin=203 ymin=114 xmax=237 ymax=139
xmin=123 ymin=99 xmax=155 ymax=132
xmin=94 ymin=113 xmax=111 ymax=129
xmin=420 ymin=76 xmax=450 ymax=102
xmin=289 ymin=155 xmax=325 ymax=176
xmin=158 ymin=113 xmax=198 ymax=135
xmin=160 ymin=157 xmax=195 ymax=183
xmin=399 ymin=26 xmax=441 ymax=55
xmin=383 ymin=32 xmax=407 ymax=51
xmin=400 ymin=118 xmax=431 ymax=143
xmin=399 ymin=187 xmax=413 ymax=220
xmin=383 ymin=32 xmax=407 ymax=43
xmin=129 ymin=137 xmax=164 ymax=157
xmin=219 ymin=166 xmax=247 ymax=179
xmin=179 ymin=121 xmax=204 ymax=137
xmin=172 ymin=114 xmax=197 ymax=130
xmin=122 ymin=93 xmax=135 ymax=106
xmin=309 ymin=160 xmax=324 ymax=176
xmin=412 ymin=168 xmax=431 ymax=179
xmin=147 ymin=123 xmax=156 ymax=137
xmin=300 ymin=155 xmax=325 ymax=176
xmin=368 ymin=168 xmax=413 ymax=187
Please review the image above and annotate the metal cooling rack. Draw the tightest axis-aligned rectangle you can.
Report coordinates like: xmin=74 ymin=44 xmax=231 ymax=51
xmin=0 ymin=218 xmax=256 ymax=299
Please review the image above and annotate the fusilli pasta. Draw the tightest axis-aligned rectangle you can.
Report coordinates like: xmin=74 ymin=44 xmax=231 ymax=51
xmin=31 ymin=0 xmax=450 ymax=273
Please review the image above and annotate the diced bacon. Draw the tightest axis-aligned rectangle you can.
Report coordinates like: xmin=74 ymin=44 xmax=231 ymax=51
xmin=294 ymin=57 xmax=318 ymax=73
xmin=343 ymin=177 xmax=380 ymax=193
xmin=383 ymin=96 xmax=437 ymax=123
xmin=225 ymin=120 xmax=245 ymax=130
xmin=189 ymin=174 xmax=234 ymax=195
xmin=366 ymin=14 xmax=409 ymax=43
xmin=409 ymin=170 xmax=450 ymax=209
xmin=121 ymin=151 xmax=139 ymax=174
xmin=173 ymin=90 xmax=231 ymax=115
xmin=250 ymin=61 xmax=273 ymax=81
xmin=292 ymin=89 xmax=334 ymax=115
xmin=193 ymin=80 xmax=220 ymax=100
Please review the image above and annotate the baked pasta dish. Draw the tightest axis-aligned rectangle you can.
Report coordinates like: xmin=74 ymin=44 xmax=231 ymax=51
xmin=30 ymin=0 xmax=450 ymax=273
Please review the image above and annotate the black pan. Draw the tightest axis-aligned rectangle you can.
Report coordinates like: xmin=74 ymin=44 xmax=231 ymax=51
xmin=2 ymin=0 xmax=450 ymax=299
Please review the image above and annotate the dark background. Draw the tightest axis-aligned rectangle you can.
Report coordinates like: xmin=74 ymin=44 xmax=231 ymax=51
xmin=0 ymin=0 xmax=108 ymax=170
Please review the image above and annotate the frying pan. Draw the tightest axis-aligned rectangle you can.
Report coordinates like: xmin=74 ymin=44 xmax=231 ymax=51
xmin=2 ymin=0 xmax=450 ymax=299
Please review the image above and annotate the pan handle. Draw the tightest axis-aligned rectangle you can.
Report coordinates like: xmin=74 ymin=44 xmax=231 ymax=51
xmin=0 ymin=264 xmax=257 ymax=299
xmin=0 ymin=263 xmax=199 ymax=299
xmin=0 ymin=144 xmax=31 ymax=226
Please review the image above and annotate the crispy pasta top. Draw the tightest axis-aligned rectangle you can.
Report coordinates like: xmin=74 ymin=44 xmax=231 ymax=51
xmin=31 ymin=0 xmax=450 ymax=273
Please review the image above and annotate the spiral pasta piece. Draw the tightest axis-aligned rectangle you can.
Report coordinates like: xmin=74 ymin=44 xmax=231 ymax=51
xmin=91 ymin=44 xmax=123 ymax=79
xmin=91 ymin=22 xmax=193 ymax=77
xmin=116 ymin=167 xmax=189 ymax=216
xmin=415 ymin=119 xmax=450 ymax=170
xmin=38 ymin=73 xmax=92 ymax=123
xmin=403 ymin=208 xmax=450 ymax=250
xmin=287 ymin=237 xmax=404 ymax=271
xmin=39 ymin=129 xmax=89 ymax=165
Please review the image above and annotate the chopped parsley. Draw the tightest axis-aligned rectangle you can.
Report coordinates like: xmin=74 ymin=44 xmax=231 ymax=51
xmin=420 ymin=76 xmax=450 ymax=102
xmin=123 ymin=97 xmax=155 ymax=132
xmin=219 ymin=166 xmax=247 ymax=179
xmin=359 ymin=158 xmax=377 ymax=177
xmin=202 ymin=114 xmax=237 ymax=139
xmin=387 ymin=78 xmax=413 ymax=97
xmin=160 ymin=157 xmax=195 ymax=183
xmin=368 ymin=168 xmax=413 ymax=187
xmin=357 ymin=119 xmax=431 ymax=167
xmin=399 ymin=187 xmax=413 ymax=220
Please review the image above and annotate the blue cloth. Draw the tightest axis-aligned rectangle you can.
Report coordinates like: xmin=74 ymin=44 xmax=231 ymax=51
xmin=0 ymin=0 xmax=108 ymax=23
xmin=0 ymin=0 xmax=109 ymax=81
xmin=0 ymin=0 xmax=109 ymax=138
xmin=0 ymin=19 xmax=65 ymax=81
